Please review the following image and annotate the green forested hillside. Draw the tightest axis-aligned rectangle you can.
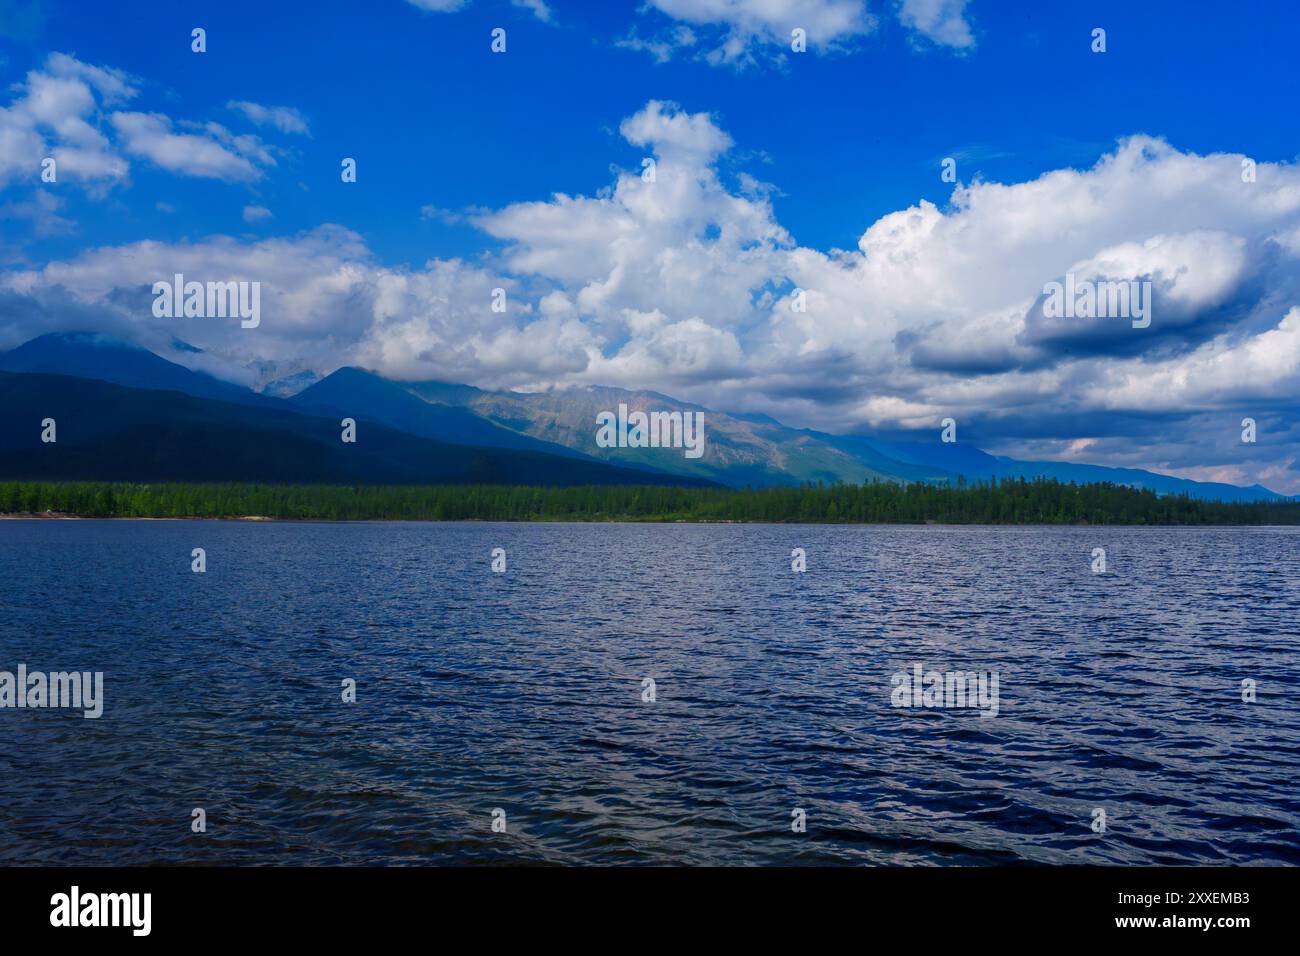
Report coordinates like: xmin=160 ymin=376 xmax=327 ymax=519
xmin=3 ymin=478 xmax=1298 ymax=524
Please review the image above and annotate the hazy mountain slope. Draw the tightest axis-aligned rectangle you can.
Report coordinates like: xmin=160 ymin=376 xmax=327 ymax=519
xmin=0 ymin=372 xmax=714 ymax=487
xmin=976 ymin=457 xmax=1290 ymax=503
xmin=260 ymin=369 xmax=322 ymax=398
xmin=408 ymin=381 xmax=897 ymax=488
xmin=402 ymin=377 xmax=1295 ymax=500
xmin=0 ymin=331 xmax=280 ymax=409
xmin=293 ymin=367 xmax=591 ymax=459
xmin=800 ymin=431 xmax=956 ymax=484
xmin=842 ymin=435 xmax=1293 ymax=503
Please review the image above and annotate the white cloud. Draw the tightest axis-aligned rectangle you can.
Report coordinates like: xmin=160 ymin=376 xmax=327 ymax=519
xmin=1 ymin=227 xmax=378 ymax=381
xmin=41 ymin=52 xmax=137 ymax=106
xmin=512 ymin=0 xmax=553 ymax=23
xmin=618 ymin=99 xmax=734 ymax=162
xmin=0 ymin=52 xmax=290 ymax=213
xmin=629 ymin=0 xmax=978 ymax=65
xmin=110 ymin=112 xmax=269 ymax=182
xmin=639 ymin=0 xmax=876 ymax=65
xmin=616 ymin=25 xmax=698 ymax=64
xmin=0 ymin=225 xmax=575 ymax=388
xmin=476 ymin=101 xmax=790 ymax=363
xmin=897 ymin=0 xmax=975 ymax=49
xmin=1082 ymin=306 xmax=1300 ymax=414
xmin=227 ymin=100 xmax=310 ymax=136
xmin=243 ymin=204 xmax=273 ymax=223
xmin=0 ymin=52 xmax=135 ymax=192
xmin=403 ymin=0 xmax=551 ymax=22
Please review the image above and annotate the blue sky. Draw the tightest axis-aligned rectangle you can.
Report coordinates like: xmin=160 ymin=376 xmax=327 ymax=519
xmin=3 ymin=0 xmax=1300 ymax=491
xmin=6 ymin=0 xmax=1299 ymax=263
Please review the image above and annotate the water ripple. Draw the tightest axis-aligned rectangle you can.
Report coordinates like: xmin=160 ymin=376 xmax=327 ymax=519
xmin=1 ymin=521 xmax=1297 ymax=865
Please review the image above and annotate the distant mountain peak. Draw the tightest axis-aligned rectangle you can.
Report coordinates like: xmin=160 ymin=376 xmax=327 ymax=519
xmin=0 ymin=330 xmax=280 ymax=410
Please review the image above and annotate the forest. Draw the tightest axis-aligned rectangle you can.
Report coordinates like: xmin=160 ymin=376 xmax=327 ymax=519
xmin=2 ymin=478 xmax=1298 ymax=524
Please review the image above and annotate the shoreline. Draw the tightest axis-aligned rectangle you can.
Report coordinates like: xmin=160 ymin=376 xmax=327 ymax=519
xmin=2 ymin=511 xmax=1295 ymax=528
xmin=0 ymin=512 xmax=276 ymax=522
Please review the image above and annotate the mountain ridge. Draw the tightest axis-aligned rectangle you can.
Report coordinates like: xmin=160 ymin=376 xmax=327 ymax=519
xmin=0 ymin=331 xmax=285 ymax=410
xmin=0 ymin=369 xmax=715 ymax=487
xmin=1 ymin=331 xmax=1291 ymax=502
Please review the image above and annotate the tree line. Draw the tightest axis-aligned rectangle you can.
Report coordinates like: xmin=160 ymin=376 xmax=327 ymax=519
xmin=1 ymin=478 xmax=1298 ymax=524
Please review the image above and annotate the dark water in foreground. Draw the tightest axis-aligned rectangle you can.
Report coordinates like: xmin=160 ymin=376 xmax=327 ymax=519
xmin=1 ymin=521 xmax=1297 ymax=866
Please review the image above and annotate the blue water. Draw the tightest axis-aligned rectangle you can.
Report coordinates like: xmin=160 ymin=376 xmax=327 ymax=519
xmin=1 ymin=520 xmax=1297 ymax=865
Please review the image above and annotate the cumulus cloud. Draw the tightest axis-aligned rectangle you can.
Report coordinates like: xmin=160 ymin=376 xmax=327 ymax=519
xmin=618 ymin=98 xmax=734 ymax=162
xmin=1020 ymin=231 xmax=1252 ymax=356
xmin=0 ymin=52 xmax=135 ymax=192
xmin=1088 ymin=307 xmax=1300 ymax=412
xmin=475 ymin=101 xmax=789 ymax=375
xmin=0 ymin=51 xmax=286 ymax=215
xmin=798 ymin=136 xmax=1300 ymax=400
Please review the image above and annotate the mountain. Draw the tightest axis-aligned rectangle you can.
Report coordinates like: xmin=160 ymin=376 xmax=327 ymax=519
xmin=0 ymin=371 xmax=714 ymax=487
xmin=292 ymin=367 xmax=592 ymax=459
xmin=261 ymin=369 xmax=322 ymax=398
xmin=0 ymin=331 xmax=289 ymax=410
xmin=799 ymin=431 xmax=959 ymax=484
xmin=1 ymin=332 xmax=1291 ymax=502
xmin=406 ymin=381 xmax=903 ymax=487
xmin=302 ymin=371 xmax=896 ymax=486
xmin=823 ymin=435 xmax=1289 ymax=504
xmin=403 ymin=380 xmax=1294 ymax=502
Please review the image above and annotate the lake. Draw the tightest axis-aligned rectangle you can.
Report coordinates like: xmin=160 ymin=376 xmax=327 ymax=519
xmin=1 ymin=520 xmax=1297 ymax=865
